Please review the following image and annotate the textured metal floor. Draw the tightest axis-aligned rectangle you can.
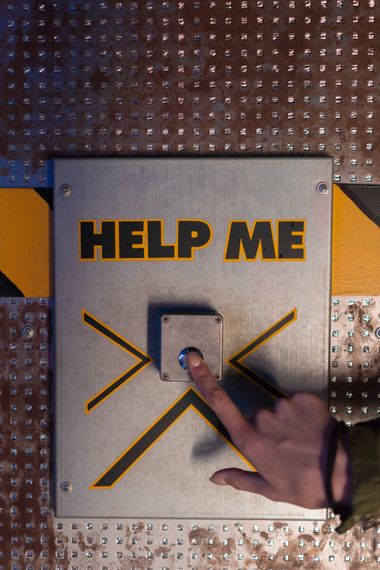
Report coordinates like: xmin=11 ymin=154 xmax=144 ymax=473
xmin=0 ymin=1 xmax=379 ymax=187
xmin=0 ymin=0 xmax=379 ymax=568
xmin=0 ymin=297 xmax=379 ymax=569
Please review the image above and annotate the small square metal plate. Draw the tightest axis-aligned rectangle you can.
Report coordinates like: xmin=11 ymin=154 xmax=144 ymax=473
xmin=160 ymin=314 xmax=223 ymax=382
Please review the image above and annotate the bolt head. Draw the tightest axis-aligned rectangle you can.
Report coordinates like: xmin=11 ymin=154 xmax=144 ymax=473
xmin=59 ymin=184 xmax=72 ymax=198
xmin=60 ymin=481 xmax=73 ymax=493
xmin=316 ymin=181 xmax=329 ymax=195
xmin=22 ymin=325 xmax=35 ymax=339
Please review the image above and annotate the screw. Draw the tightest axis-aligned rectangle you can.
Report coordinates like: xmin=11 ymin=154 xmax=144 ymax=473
xmin=161 ymin=372 xmax=170 ymax=381
xmin=215 ymin=373 xmax=221 ymax=381
xmin=162 ymin=315 xmax=170 ymax=323
xmin=59 ymin=183 xmax=72 ymax=198
xmin=316 ymin=181 xmax=329 ymax=195
xmin=22 ymin=325 xmax=35 ymax=340
xmin=60 ymin=481 xmax=73 ymax=493
xmin=215 ymin=316 xmax=222 ymax=324
xmin=375 ymin=327 xmax=380 ymax=340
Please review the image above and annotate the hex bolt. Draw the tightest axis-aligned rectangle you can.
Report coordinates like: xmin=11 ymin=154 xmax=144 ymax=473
xmin=162 ymin=315 xmax=170 ymax=323
xmin=60 ymin=481 xmax=73 ymax=493
xmin=215 ymin=316 xmax=222 ymax=324
xmin=375 ymin=327 xmax=380 ymax=340
xmin=316 ymin=181 xmax=329 ymax=195
xmin=22 ymin=325 xmax=35 ymax=340
xmin=59 ymin=183 xmax=72 ymax=198
xmin=161 ymin=372 xmax=170 ymax=381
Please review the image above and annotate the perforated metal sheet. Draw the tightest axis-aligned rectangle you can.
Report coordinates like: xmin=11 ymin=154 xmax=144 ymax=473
xmin=1 ymin=296 xmax=380 ymax=568
xmin=0 ymin=1 xmax=379 ymax=187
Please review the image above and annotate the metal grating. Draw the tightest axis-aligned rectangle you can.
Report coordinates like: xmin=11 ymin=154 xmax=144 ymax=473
xmin=0 ymin=297 xmax=379 ymax=568
xmin=0 ymin=0 xmax=379 ymax=187
xmin=330 ymin=296 xmax=380 ymax=425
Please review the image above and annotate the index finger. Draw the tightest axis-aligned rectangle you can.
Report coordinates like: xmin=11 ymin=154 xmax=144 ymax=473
xmin=187 ymin=352 xmax=255 ymax=451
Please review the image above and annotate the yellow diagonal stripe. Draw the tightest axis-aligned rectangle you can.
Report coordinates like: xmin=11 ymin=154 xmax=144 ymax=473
xmin=0 ymin=188 xmax=51 ymax=297
xmin=332 ymin=185 xmax=380 ymax=295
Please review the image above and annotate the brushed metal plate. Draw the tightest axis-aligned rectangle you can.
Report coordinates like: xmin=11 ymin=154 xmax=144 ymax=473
xmin=54 ymin=157 xmax=332 ymax=519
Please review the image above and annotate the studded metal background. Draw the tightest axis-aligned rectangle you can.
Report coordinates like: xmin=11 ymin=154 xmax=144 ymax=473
xmin=0 ymin=0 xmax=379 ymax=187
xmin=0 ymin=296 xmax=379 ymax=569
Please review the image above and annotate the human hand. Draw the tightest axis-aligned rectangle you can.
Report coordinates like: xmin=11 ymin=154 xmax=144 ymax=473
xmin=187 ymin=352 xmax=352 ymax=510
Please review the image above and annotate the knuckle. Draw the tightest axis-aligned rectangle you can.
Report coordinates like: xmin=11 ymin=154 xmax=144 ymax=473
xmin=207 ymin=387 xmax=226 ymax=409
xmin=255 ymin=409 xmax=272 ymax=425
xmin=292 ymin=392 xmax=323 ymax=408
xmin=291 ymin=392 xmax=309 ymax=403
xmin=256 ymin=409 xmax=272 ymax=421
xmin=274 ymin=398 xmax=291 ymax=415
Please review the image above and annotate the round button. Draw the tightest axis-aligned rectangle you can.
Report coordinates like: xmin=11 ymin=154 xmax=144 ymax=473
xmin=178 ymin=347 xmax=204 ymax=370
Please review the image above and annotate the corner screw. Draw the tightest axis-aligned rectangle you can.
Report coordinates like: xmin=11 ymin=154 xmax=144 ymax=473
xmin=59 ymin=183 xmax=72 ymax=198
xmin=215 ymin=316 xmax=222 ymax=324
xmin=316 ymin=181 xmax=329 ymax=195
xmin=161 ymin=372 xmax=170 ymax=381
xmin=215 ymin=373 xmax=221 ymax=381
xmin=375 ymin=327 xmax=380 ymax=340
xmin=22 ymin=325 xmax=35 ymax=340
xmin=60 ymin=481 xmax=73 ymax=493
xmin=162 ymin=315 xmax=170 ymax=323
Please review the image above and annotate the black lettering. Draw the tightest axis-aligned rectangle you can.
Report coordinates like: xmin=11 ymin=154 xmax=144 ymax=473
xmin=80 ymin=221 xmax=115 ymax=260
xmin=278 ymin=221 xmax=305 ymax=259
xmin=177 ymin=221 xmax=211 ymax=259
xmin=147 ymin=221 xmax=175 ymax=258
xmin=225 ymin=221 xmax=275 ymax=260
xmin=119 ymin=221 xmax=145 ymax=259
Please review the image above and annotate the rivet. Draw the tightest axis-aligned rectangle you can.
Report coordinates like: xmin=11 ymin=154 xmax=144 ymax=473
xmin=22 ymin=325 xmax=35 ymax=339
xmin=316 ymin=181 xmax=329 ymax=195
xmin=60 ymin=481 xmax=73 ymax=493
xmin=59 ymin=183 xmax=72 ymax=198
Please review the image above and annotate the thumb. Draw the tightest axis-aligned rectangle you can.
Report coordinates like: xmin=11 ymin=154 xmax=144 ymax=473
xmin=210 ymin=468 xmax=271 ymax=498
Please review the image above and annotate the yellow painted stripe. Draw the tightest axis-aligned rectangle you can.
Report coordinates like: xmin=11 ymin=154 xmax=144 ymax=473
xmin=0 ymin=188 xmax=51 ymax=297
xmin=332 ymin=185 xmax=380 ymax=295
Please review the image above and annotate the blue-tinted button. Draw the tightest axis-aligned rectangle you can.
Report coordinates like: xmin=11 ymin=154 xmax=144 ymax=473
xmin=178 ymin=347 xmax=204 ymax=370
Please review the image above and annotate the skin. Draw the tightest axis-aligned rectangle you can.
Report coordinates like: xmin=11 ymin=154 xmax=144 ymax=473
xmin=187 ymin=352 xmax=352 ymax=510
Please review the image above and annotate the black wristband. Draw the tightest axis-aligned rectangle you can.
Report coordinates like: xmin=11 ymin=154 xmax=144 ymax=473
xmin=326 ymin=420 xmax=352 ymax=519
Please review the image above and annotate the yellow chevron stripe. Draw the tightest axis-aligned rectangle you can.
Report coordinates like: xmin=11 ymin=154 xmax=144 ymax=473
xmin=0 ymin=188 xmax=51 ymax=297
xmin=332 ymin=185 xmax=380 ymax=295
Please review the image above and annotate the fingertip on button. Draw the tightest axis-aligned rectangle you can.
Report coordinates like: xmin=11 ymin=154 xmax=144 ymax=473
xmin=178 ymin=347 xmax=204 ymax=369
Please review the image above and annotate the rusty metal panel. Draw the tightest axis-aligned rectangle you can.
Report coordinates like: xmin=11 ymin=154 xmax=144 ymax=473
xmin=1 ymin=297 xmax=380 ymax=568
xmin=330 ymin=296 xmax=380 ymax=425
xmin=0 ymin=1 xmax=379 ymax=187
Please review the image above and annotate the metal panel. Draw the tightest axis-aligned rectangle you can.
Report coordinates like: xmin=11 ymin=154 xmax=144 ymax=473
xmin=0 ymin=297 xmax=379 ymax=568
xmin=160 ymin=314 xmax=223 ymax=382
xmin=54 ymin=157 xmax=331 ymax=519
